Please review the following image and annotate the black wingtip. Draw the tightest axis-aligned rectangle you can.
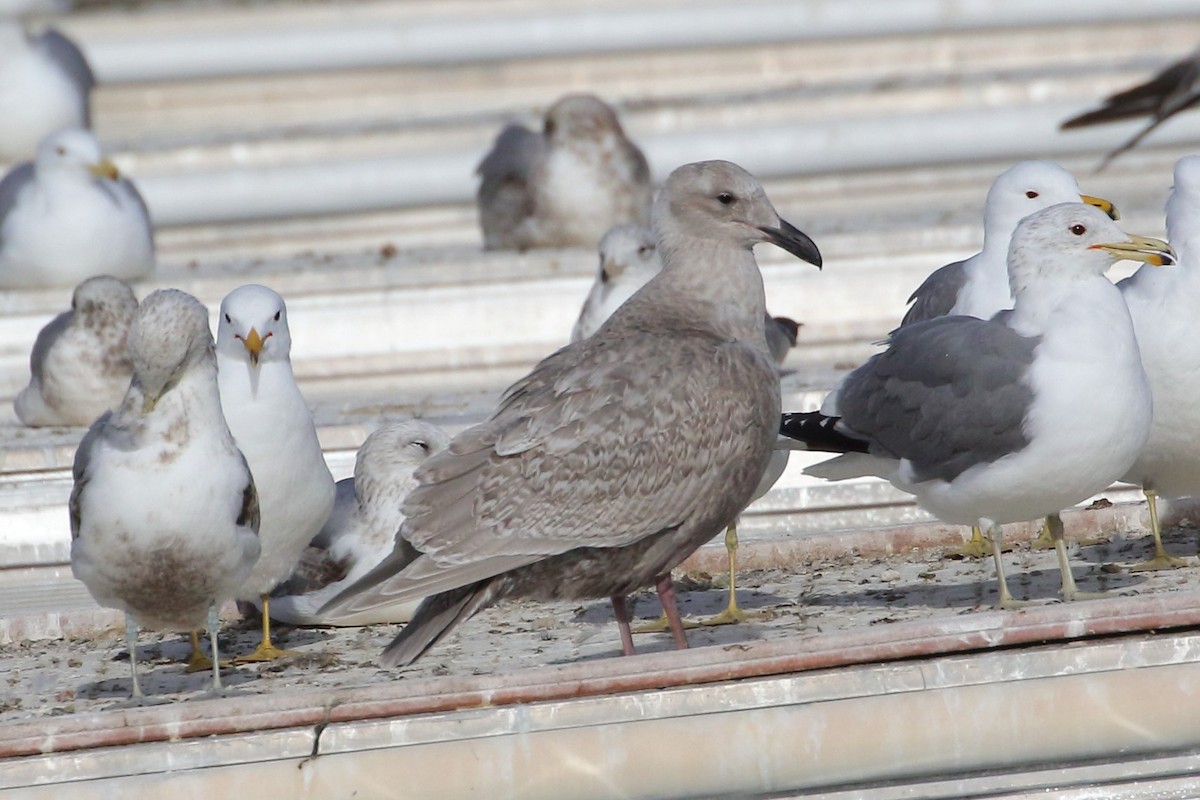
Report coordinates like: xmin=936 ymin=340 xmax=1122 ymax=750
xmin=780 ymin=411 xmax=870 ymax=454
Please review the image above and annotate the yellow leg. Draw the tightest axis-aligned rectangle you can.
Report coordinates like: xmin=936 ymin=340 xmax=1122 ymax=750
xmin=986 ymin=522 xmax=1030 ymax=609
xmin=234 ymin=595 xmax=296 ymax=662
xmin=1046 ymin=513 xmax=1106 ymax=601
xmin=702 ymin=521 xmax=770 ymax=626
xmin=186 ymin=629 xmax=231 ymax=673
xmin=949 ymin=525 xmax=992 ymax=558
xmin=1130 ymin=489 xmax=1191 ymax=571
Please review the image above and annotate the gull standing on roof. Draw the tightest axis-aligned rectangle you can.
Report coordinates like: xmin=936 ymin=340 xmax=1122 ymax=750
xmin=781 ymin=203 xmax=1171 ymax=607
xmin=322 ymin=160 xmax=823 ymax=667
xmin=1061 ymin=47 xmax=1200 ymax=169
xmin=573 ymin=221 xmax=802 ymax=626
xmin=0 ymin=128 xmax=154 ymax=289
xmin=267 ymin=420 xmax=450 ymax=627
xmin=70 ymin=290 xmax=260 ymax=700
xmin=0 ymin=23 xmax=94 ymax=162
xmin=1119 ymin=155 xmax=1200 ymax=571
xmin=15 ymin=275 xmax=137 ymax=427
xmin=476 ymin=93 xmax=653 ymax=251
xmin=217 ymin=285 xmax=335 ymax=661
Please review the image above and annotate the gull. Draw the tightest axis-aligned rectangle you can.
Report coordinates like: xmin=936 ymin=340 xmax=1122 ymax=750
xmin=1119 ymin=154 xmax=1200 ymax=571
xmin=571 ymin=221 xmax=802 ymax=626
xmin=1061 ymin=47 xmax=1200 ymax=169
xmin=0 ymin=22 xmax=94 ymax=162
xmin=322 ymin=160 xmax=822 ymax=667
xmin=15 ymin=275 xmax=137 ymax=427
xmin=476 ymin=93 xmax=653 ymax=251
xmin=782 ymin=203 xmax=1171 ymax=607
xmin=70 ymin=289 xmax=260 ymax=700
xmin=216 ymin=284 xmax=335 ymax=661
xmin=0 ymin=128 xmax=154 ymax=289
xmin=267 ymin=420 xmax=450 ymax=627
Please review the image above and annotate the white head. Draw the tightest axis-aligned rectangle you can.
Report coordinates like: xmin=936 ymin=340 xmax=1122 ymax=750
xmin=652 ymin=160 xmax=822 ymax=267
xmin=126 ymin=289 xmax=212 ymax=413
xmin=543 ymin=93 xmax=625 ymax=145
xmin=982 ymin=160 xmax=1118 ymax=249
xmin=1166 ymin=155 xmax=1200 ymax=259
xmin=1007 ymin=203 xmax=1175 ymax=297
xmin=597 ymin=223 xmax=660 ymax=287
xmin=35 ymin=129 xmax=120 ymax=182
xmin=216 ymin=284 xmax=292 ymax=368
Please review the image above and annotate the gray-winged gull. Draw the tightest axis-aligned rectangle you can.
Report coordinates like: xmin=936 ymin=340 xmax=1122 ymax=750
xmin=267 ymin=419 xmax=450 ymax=627
xmin=782 ymin=203 xmax=1172 ymax=607
xmin=216 ymin=284 xmax=335 ymax=661
xmin=1119 ymin=155 xmax=1200 ymax=571
xmin=0 ymin=22 xmax=94 ymax=162
xmin=69 ymin=289 xmax=260 ymax=699
xmin=476 ymin=93 xmax=652 ymax=251
xmin=1061 ymin=47 xmax=1200 ymax=169
xmin=902 ymin=161 xmax=1117 ymax=558
xmin=0 ymin=128 xmax=154 ymax=289
xmin=15 ymin=275 xmax=137 ymax=427
xmin=572 ymin=221 xmax=802 ymax=626
xmin=322 ymin=160 xmax=822 ymax=666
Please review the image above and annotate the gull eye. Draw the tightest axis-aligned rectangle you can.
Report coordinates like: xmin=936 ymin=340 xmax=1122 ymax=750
xmin=273 ymin=310 xmax=281 ymax=321
xmin=1070 ymin=224 xmax=1086 ymax=236
xmin=1026 ymin=190 xmax=1039 ymax=199
xmin=414 ymin=440 xmax=431 ymax=453
xmin=637 ymin=244 xmax=654 ymax=256
xmin=717 ymin=192 xmax=734 ymax=205
xmin=55 ymin=146 xmax=66 ymax=156
xmin=224 ymin=313 xmax=231 ymax=323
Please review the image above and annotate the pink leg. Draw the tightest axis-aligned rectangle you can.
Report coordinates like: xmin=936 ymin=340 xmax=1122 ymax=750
xmin=610 ymin=595 xmax=636 ymax=656
xmin=655 ymin=575 xmax=690 ymax=650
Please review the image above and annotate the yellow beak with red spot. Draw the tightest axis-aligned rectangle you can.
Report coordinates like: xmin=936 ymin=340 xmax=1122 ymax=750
xmin=88 ymin=160 xmax=120 ymax=181
xmin=1090 ymin=235 xmax=1176 ymax=266
xmin=1080 ymin=194 xmax=1119 ymax=221
xmin=243 ymin=328 xmax=264 ymax=366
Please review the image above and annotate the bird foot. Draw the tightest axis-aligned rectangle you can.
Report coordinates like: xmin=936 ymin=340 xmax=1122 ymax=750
xmin=1128 ymin=553 xmax=1193 ymax=572
xmin=234 ymin=642 xmax=296 ymax=663
xmin=948 ymin=538 xmax=994 ymax=559
xmin=185 ymin=652 xmax=232 ymax=674
xmin=1060 ymin=588 xmax=1108 ymax=602
xmin=699 ymin=604 xmax=773 ymax=627
xmin=998 ymin=595 xmax=1036 ymax=610
xmin=110 ymin=694 xmax=172 ymax=709
xmin=632 ymin=613 xmax=699 ymax=635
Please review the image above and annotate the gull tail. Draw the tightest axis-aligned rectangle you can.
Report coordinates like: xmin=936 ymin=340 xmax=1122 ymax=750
xmin=779 ymin=411 xmax=870 ymax=454
xmin=379 ymin=581 xmax=497 ymax=668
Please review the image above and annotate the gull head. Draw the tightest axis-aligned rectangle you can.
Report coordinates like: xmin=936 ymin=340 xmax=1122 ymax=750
xmin=216 ymin=284 xmax=292 ymax=369
xmin=127 ymin=289 xmax=212 ymax=414
xmin=1008 ymin=203 xmax=1175 ymax=294
xmin=985 ymin=160 xmax=1118 ymax=245
xmin=71 ymin=275 xmax=137 ymax=327
xmin=543 ymin=93 xmax=626 ymax=143
xmin=356 ymin=420 xmax=450 ymax=498
xmin=653 ymin=160 xmax=822 ymax=268
xmin=597 ymin=223 xmax=659 ymax=286
xmin=36 ymin=129 xmax=120 ymax=182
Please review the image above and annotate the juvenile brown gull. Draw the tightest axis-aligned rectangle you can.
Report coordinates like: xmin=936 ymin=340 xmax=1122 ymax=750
xmin=476 ymin=93 xmax=652 ymax=251
xmin=14 ymin=275 xmax=136 ymax=427
xmin=323 ymin=160 xmax=822 ymax=666
xmin=69 ymin=289 xmax=260 ymax=700
xmin=782 ymin=203 xmax=1171 ymax=607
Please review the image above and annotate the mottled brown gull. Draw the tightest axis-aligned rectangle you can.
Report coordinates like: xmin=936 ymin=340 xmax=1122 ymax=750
xmin=476 ymin=93 xmax=652 ymax=251
xmin=572 ymin=221 xmax=801 ymax=626
xmin=69 ymin=289 xmax=260 ymax=700
xmin=323 ymin=160 xmax=822 ymax=666
xmin=14 ymin=275 xmax=137 ymax=427
xmin=782 ymin=203 xmax=1172 ymax=607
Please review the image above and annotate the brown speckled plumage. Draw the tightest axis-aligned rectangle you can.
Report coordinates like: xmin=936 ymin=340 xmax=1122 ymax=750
xmin=325 ymin=161 xmax=822 ymax=666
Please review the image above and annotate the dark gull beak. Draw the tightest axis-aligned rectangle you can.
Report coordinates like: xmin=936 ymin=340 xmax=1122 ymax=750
xmin=759 ymin=219 xmax=822 ymax=269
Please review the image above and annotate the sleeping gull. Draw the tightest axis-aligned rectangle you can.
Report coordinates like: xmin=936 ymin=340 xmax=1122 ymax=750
xmin=0 ymin=23 xmax=94 ymax=162
xmin=69 ymin=289 xmax=260 ymax=699
xmin=901 ymin=160 xmax=1117 ymax=557
xmin=0 ymin=128 xmax=154 ymax=289
xmin=14 ymin=275 xmax=137 ymax=427
xmin=572 ymin=221 xmax=802 ymax=625
xmin=1061 ymin=47 xmax=1200 ymax=169
xmin=781 ymin=203 xmax=1171 ymax=607
xmin=476 ymin=93 xmax=652 ymax=251
xmin=267 ymin=420 xmax=449 ymax=627
xmin=1118 ymin=155 xmax=1200 ymax=571
xmin=216 ymin=284 xmax=335 ymax=661
xmin=322 ymin=160 xmax=822 ymax=666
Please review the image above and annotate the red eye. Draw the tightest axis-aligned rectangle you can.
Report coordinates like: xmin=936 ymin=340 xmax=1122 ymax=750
xmin=55 ymin=147 xmax=66 ymax=156
xmin=1026 ymin=191 xmax=1039 ymax=199
xmin=1070 ymin=224 xmax=1086 ymax=236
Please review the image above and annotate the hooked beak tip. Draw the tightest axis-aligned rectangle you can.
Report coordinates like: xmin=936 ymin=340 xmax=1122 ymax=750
xmin=759 ymin=219 xmax=823 ymax=269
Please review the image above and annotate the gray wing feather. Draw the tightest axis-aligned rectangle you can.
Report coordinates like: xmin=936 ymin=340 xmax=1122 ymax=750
xmin=836 ymin=316 xmax=1038 ymax=483
xmin=900 ymin=259 xmax=969 ymax=327
xmin=68 ymin=412 xmax=110 ymax=540
xmin=28 ymin=310 xmax=72 ymax=386
xmin=476 ymin=124 xmax=544 ymax=245
xmin=0 ymin=163 xmax=35 ymax=251
xmin=36 ymin=30 xmax=96 ymax=124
